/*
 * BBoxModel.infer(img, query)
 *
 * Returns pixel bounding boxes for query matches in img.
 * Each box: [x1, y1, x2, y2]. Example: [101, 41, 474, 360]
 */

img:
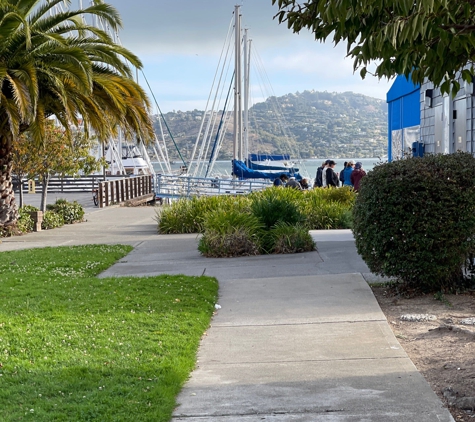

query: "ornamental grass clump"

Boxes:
[157, 195, 251, 234]
[352, 152, 475, 293]
[249, 187, 304, 229]
[269, 221, 316, 254]
[198, 209, 264, 257]
[301, 188, 355, 229]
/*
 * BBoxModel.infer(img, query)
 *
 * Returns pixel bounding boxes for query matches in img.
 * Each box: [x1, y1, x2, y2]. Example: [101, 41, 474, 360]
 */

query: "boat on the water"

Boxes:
[186, 5, 304, 183]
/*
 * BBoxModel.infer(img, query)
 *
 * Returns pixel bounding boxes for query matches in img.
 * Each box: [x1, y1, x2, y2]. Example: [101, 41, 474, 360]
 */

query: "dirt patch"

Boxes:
[372, 286, 475, 421]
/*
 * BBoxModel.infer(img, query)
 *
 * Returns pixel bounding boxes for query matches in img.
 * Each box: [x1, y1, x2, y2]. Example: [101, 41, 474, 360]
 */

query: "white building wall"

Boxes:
[420, 72, 475, 155]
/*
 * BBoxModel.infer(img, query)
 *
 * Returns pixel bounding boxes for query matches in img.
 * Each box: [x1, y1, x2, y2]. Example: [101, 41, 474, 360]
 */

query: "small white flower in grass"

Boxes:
[30, 409, 34, 413]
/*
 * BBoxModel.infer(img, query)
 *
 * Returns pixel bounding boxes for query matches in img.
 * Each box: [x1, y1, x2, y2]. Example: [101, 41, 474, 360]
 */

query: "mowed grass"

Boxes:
[0, 245, 218, 422]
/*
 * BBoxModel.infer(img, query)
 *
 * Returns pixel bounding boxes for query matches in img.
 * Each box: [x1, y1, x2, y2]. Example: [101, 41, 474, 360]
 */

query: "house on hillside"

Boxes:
[387, 71, 475, 161]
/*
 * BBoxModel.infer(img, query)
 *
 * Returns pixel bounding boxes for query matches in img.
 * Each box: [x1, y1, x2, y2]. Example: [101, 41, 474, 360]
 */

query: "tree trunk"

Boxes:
[0, 134, 18, 227]
[14, 175, 24, 208]
[40, 173, 49, 213]
[18, 179, 24, 208]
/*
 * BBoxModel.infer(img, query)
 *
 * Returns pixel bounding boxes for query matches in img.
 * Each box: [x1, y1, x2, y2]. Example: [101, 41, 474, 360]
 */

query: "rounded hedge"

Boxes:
[352, 152, 475, 292]
[47, 199, 85, 224]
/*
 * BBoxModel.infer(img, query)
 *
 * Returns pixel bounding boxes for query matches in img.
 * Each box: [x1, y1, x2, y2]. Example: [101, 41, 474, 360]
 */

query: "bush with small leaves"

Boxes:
[17, 205, 39, 233]
[41, 210, 64, 230]
[47, 199, 84, 224]
[352, 152, 475, 292]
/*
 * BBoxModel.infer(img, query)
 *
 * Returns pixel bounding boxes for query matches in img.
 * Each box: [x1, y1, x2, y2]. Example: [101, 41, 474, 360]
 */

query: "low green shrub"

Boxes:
[17, 205, 39, 233]
[352, 152, 475, 292]
[250, 188, 304, 229]
[47, 198, 85, 224]
[157, 195, 251, 234]
[198, 209, 264, 257]
[269, 222, 316, 254]
[315, 185, 356, 206]
[302, 195, 353, 229]
[41, 210, 64, 230]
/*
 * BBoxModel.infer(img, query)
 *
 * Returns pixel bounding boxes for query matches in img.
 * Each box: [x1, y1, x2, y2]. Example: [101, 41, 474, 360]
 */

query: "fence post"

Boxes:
[104, 181, 109, 207]
[98, 182, 104, 208]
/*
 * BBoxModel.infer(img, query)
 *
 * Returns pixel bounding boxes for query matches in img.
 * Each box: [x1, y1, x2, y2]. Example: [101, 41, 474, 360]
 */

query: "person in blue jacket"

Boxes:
[343, 161, 355, 186]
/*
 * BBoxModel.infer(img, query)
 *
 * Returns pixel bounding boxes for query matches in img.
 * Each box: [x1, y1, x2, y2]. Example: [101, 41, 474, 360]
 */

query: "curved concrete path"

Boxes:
[1, 205, 454, 421]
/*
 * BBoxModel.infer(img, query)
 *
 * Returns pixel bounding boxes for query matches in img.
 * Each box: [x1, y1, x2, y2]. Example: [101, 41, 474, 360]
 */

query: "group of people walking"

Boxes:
[273, 159, 367, 191]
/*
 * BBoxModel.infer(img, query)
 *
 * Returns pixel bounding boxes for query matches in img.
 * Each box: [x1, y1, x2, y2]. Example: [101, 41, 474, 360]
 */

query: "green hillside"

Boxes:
[152, 90, 388, 160]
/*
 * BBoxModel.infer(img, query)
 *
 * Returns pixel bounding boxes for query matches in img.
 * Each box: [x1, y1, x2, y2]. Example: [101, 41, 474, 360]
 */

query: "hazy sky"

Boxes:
[99, 0, 393, 112]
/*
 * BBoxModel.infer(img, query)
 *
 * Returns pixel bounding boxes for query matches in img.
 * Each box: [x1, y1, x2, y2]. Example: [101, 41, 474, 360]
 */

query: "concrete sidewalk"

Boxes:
[1, 206, 454, 421]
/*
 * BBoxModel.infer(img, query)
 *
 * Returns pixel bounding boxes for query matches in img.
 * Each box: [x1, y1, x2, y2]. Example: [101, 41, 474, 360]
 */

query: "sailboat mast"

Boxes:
[243, 28, 250, 165]
[233, 5, 242, 166]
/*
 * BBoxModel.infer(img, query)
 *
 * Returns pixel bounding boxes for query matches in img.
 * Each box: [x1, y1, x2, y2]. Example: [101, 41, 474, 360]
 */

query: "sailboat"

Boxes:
[187, 5, 303, 182]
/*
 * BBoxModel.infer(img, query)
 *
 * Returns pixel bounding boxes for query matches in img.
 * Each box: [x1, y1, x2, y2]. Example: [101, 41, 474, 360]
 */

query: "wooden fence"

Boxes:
[18, 175, 116, 193]
[17, 175, 154, 208]
[96, 175, 154, 208]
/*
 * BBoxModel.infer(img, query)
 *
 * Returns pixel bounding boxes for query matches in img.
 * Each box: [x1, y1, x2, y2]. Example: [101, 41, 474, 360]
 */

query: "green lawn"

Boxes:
[0, 245, 218, 421]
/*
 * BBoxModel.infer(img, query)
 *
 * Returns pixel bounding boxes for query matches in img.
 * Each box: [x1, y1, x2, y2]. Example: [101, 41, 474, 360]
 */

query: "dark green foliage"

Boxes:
[46, 198, 85, 224]
[352, 152, 475, 292]
[269, 222, 316, 254]
[273, 0, 475, 96]
[41, 210, 64, 230]
[198, 209, 264, 257]
[250, 188, 304, 229]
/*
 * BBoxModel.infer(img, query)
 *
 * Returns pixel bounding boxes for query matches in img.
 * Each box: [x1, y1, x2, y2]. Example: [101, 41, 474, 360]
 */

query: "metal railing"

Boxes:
[154, 174, 271, 199]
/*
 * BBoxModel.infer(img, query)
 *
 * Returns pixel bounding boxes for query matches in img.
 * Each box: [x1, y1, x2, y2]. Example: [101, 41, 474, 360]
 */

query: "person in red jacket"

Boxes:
[350, 162, 366, 192]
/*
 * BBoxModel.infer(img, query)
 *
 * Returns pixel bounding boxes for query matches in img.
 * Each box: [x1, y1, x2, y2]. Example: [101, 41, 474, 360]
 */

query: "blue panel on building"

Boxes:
[387, 75, 421, 159]
[387, 75, 420, 127]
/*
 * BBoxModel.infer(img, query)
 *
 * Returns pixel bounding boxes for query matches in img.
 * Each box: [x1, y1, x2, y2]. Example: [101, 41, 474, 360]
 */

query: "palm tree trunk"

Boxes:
[0, 134, 18, 227]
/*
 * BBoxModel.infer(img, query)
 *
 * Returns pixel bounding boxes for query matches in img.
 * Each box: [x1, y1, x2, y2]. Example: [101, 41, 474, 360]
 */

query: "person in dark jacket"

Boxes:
[273, 174, 288, 186]
[325, 160, 339, 187]
[286, 177, 302, 189]
[350, 162, 366, 191]
[314, 160, 329, 187]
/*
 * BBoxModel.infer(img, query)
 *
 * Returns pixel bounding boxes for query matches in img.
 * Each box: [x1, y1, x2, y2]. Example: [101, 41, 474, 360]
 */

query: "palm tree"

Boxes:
[0, 0, 155, 228]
